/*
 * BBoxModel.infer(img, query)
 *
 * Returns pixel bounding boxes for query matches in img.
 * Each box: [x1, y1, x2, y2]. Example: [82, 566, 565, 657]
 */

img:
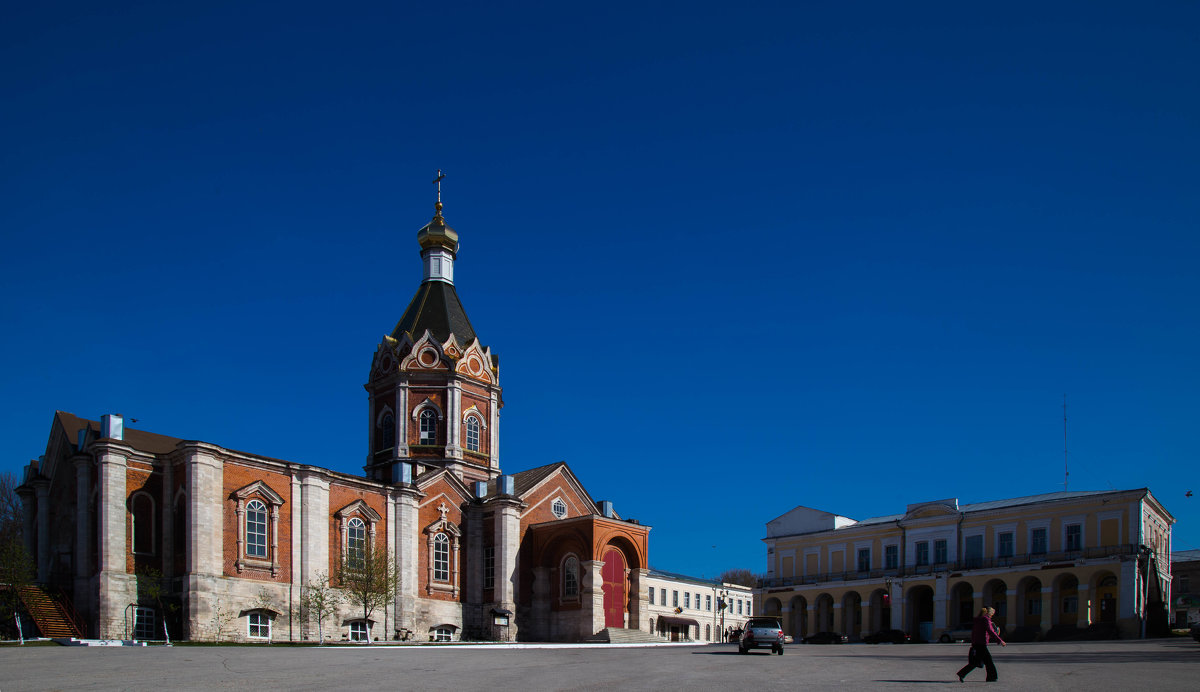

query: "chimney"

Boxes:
[498, 475, 515, 495]
[599, 500, 614, 518]
[392, 462, 413, 485]
[473, 481, 488, 498]
[100, 414, 124, 441]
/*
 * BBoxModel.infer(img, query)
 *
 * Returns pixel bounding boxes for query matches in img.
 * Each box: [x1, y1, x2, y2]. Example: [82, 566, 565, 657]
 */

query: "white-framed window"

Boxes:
[934, 539, 948, 564]
[484, 546, 495, 590]
[433, 533, 450, 581]
[964, 534, 983, 567]
[684, 593, 690, 609]
[648, 586, 655, 604]
[915, 541, 930, 566]
[661, 589, 667, 606]
[465, 416, 481, 452]
[562, 555, 580, 598]
[433, 626, 454, 642]
[248, 612, 271, 639]
[706, 595, 712, 611]
[246, 499, 268, 558]
[737, 600, 743, 615]
[885, 544, 898, 569]
[998, 532, 1014, 558]
[378, 410, 396, 451]
[672, 591, 679, 608]
[1031, 527, 1048, 555]
[551, 498, 567, 519]
[347, 517, 366, 570]
[134, 606, 155, 640]
[419, 409, 437, 444]
[1066, 523, 1082, 551]
[349, 621, 369, 641]
[695, 593, 701, 609]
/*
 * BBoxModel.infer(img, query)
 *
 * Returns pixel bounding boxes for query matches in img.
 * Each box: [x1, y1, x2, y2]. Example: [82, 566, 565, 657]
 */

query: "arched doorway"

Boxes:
[869, 588, 890, 632]
[1019, 577, 1043, 628]
[815, 593, 835, 632]
[1095, 574, 1118, 623]
[788, 595, 808, 639]
[951, 582, 975, 627]
[601, 547, 627, 628]
[842, 592, 863, 638]
[907, 585, 934, 641]
[1056, 574, 1079, 627]
[984, 579, 1008, 631]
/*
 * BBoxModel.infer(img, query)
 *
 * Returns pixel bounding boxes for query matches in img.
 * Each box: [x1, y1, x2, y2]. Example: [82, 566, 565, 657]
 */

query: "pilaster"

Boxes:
[73, 457, 92, 631]
[584, 559, 605, 637]
[34, 479, 50, 582]
[180, 444, 224, 640]
[493, 496, 521, 639]
[392, 485, 421, 633]
[446, 379, 463, 459]
[628, 567, 648, 631]
[95, 443, 131, 638]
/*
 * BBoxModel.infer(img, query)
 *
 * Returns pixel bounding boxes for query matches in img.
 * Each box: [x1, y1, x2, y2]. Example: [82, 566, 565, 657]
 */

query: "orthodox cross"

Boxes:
[432, 169, 445, 208]
[437, 502, 449, 520]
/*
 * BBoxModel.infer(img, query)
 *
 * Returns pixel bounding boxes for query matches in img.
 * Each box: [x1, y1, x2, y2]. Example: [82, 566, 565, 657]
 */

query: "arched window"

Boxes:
[379, 412, 396, 451]
[562, 555, 579, 598]
[246, 500, 268, 558]
[465, 416, 481, 452]
[131, 493, 155, 555]
[433, 533, 450, 581]
[347, 518, 366, 569]
[419, 409, 437, 445]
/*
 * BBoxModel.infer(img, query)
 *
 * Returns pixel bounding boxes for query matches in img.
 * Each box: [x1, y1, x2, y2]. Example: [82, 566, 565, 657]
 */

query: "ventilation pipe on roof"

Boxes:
[498, 475, 514, 495]
[473, 481, 487, 498]
[392, 461, 413, 485]
[100, 414, 123, 441]
[599, 501, 614, 518]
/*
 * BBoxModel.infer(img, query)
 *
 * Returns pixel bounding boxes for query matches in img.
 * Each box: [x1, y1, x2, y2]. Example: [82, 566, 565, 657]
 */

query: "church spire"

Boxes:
[416, 169, 459, 284]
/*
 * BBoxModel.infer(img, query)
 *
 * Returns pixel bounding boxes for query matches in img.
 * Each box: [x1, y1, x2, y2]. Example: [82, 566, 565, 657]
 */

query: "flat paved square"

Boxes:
[1, 639, 1197, 691]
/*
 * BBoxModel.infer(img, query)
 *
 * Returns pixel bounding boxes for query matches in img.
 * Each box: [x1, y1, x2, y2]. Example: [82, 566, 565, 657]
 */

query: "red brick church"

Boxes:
[17, 190, 650, 642]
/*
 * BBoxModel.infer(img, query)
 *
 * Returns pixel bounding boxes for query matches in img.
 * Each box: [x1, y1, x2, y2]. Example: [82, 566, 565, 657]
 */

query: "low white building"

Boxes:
[642, 569, 754, 642]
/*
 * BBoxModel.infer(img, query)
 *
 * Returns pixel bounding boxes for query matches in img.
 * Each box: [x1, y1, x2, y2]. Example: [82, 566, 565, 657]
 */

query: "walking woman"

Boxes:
[957, 607, 1006, 682]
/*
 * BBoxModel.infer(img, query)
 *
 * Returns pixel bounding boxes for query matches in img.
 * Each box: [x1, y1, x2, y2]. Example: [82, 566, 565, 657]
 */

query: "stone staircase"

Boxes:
[18, 585, 84, 639]
[591, 627, 667, 644]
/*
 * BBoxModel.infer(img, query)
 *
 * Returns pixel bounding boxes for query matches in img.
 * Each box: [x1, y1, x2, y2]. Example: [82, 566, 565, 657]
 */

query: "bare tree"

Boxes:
[209, 597, 237, 642]
[299, 571, 341, 645]
[0, 472, 33, 642]
[135, 566, 176, 644]
[336, 542, 399, 643]
[719, 568, 758, 588]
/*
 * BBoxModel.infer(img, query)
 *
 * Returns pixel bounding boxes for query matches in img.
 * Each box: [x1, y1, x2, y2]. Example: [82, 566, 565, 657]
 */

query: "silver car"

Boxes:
[739, 616, 785, 655]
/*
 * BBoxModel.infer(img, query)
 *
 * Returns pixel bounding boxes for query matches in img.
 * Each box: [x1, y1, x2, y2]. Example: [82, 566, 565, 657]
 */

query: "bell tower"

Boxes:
[364, 173, 501, 484]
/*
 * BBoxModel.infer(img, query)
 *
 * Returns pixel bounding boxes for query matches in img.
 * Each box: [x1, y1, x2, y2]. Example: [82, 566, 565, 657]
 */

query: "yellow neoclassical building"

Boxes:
[757, 489, 1173, 641]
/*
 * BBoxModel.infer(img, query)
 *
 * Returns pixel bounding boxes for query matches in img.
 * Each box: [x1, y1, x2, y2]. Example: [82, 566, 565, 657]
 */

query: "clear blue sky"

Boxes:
[2, 1, 1197, 579]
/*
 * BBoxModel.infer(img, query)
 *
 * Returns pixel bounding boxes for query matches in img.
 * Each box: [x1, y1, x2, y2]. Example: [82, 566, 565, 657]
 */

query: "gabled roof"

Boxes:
[391, 281, 478, 347]
[56, 411, 182, 455]
[487, 461, 600, 513]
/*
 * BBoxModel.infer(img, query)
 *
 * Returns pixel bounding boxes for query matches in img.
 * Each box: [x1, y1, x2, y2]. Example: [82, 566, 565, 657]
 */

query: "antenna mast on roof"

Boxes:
[1063, 394, 1069, 491]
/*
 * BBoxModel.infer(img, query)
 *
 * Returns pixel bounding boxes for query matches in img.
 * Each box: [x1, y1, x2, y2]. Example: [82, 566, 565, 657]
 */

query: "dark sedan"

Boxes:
[803, 631, 848, 644]
[863, 629, 910, 644]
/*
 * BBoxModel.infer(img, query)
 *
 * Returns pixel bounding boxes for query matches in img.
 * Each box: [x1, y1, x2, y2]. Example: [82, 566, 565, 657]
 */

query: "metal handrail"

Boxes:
[44, 584, 88, 638]
[759, 543, 1141, 589]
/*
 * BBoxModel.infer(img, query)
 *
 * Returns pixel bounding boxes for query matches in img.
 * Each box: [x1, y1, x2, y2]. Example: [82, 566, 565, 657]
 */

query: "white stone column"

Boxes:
[298, 472, 329, 586]
[393, 487, 420, 633]
[396, 383, 410, 456]
[488, 390, 500, 471]
[493, 497, 521, 639]
[629, 568, 648, 631]
[584, 559, 605, 637]
[95, 444, 131, 639]
[182, 444, 223, 641]
[446, 380, 463, 459]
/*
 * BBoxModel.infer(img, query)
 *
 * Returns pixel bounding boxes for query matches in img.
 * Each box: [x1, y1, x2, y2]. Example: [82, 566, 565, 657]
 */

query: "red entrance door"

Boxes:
[601, 547, 627, 628]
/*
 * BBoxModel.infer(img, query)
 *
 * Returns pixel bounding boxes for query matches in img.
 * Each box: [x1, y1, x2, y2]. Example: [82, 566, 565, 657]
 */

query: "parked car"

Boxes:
[739, 617, 785, 655]
[864, 629, 910, 644]
[803, 631, 848, 644]
[939, 624, 973, 643]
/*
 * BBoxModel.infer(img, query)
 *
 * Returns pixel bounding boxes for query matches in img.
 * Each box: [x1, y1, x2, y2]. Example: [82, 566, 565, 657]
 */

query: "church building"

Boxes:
[17, 191, 651, 643]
